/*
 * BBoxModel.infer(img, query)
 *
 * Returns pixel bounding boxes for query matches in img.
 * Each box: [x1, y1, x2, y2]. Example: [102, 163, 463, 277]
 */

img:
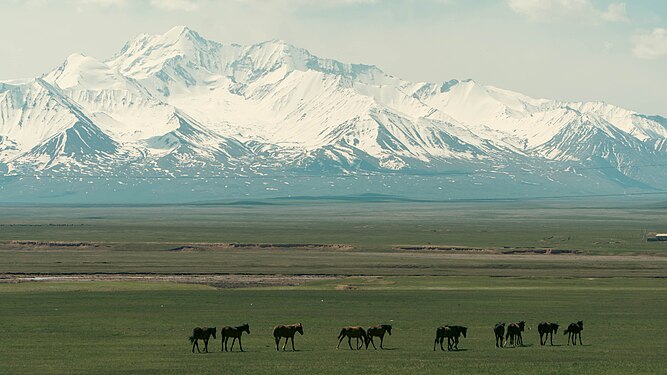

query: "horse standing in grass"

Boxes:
[273, 323, 304, 351]
[538, 322, 559, 346]
[448, 325, 467, 350]
[221, 324, 250, 352]
[434, 325, 466, 351]
[505, 321, 525, 347]
[564, 321, 584, 346]
[189, 327, 216, 353]
[336, 326, 368, 350]
[494, 323, 505, 348]
[366, 324, 392, 349]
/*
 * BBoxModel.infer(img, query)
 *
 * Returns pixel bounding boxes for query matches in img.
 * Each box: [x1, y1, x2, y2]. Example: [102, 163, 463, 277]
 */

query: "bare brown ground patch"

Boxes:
[168, 243, 353, 252]
[6, 240, 111, 249]
[0, 274, 336, 288]
[394, 245, 579, 254]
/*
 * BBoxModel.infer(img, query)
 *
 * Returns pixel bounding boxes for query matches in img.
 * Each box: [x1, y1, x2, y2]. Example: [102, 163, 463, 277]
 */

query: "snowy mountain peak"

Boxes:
[43, 53, 128, 90]
[1, 26, 666, 201]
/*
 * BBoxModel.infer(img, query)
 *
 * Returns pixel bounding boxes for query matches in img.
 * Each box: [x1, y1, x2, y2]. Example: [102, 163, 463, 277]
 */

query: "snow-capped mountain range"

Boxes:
[1, 26, 666, 202]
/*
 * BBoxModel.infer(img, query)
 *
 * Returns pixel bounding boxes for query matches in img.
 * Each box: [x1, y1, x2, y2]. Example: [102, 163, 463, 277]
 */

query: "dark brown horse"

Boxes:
[505, 321, 525, 347]
[366, 324, 392, 349]
[564, 321, 584, 346]
[336, 326, 367, 350]
[189, 327, 216, 353]
[433, 325, 467, 351]
[538, 322, 559, 346]
[494, 322, 505, 348]
[273, 323, 304, 351]
[221, 324, 250, 352]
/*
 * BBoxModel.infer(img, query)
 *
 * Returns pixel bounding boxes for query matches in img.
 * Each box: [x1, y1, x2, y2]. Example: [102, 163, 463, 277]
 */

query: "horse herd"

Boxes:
[189, 321, 584, 353]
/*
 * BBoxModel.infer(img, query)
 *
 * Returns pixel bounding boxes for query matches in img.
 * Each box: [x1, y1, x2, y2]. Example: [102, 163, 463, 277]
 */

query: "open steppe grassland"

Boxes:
[0, 200, 666, 374]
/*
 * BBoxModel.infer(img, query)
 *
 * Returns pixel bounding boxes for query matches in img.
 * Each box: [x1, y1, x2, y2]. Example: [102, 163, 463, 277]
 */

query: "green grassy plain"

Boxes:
[0, 278, 665, 375]
[0, 201, 666, 276]
[0, 201, 666, 374]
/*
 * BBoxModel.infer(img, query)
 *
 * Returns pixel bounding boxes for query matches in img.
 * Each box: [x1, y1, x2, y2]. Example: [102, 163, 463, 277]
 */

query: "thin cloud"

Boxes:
[149, 0, 201, 12]
[77, 0, 128, 7]
[507, 0, 628, 23]
[633, 28, 667, 60]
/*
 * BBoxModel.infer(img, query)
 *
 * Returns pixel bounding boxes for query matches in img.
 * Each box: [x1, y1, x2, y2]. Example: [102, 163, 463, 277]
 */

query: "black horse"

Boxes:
[221, 324, 251, 352]
[538, 322, 559, 346]
[448, 325, 467, 350]
[505, 321, 525, 347]
[366, 324, 392, 350]
[434, 325, 467, 351]
[564, 321, 584, 346]
[494, 322, 505, 348]
[189, 327, 216, 353]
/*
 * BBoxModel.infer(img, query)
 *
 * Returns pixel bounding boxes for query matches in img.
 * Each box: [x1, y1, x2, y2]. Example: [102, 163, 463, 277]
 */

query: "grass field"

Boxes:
[1, 278, 665, 375]
[1, 201, 666, 374]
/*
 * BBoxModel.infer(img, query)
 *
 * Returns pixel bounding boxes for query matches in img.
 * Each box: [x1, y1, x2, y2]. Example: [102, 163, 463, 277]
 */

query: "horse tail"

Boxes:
[188, 335, 195, 343]
[563, 328, 569, 335]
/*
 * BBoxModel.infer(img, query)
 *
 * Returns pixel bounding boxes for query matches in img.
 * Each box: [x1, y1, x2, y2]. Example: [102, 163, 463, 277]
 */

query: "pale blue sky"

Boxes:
[2, 0, 666, 115]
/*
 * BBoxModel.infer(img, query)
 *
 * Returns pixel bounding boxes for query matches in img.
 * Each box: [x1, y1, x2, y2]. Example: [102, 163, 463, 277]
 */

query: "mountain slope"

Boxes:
[1, 26, 666, 202]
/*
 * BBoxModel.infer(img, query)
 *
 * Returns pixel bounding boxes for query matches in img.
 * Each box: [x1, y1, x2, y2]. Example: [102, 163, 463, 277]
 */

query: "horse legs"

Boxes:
[578, 332, 583, 346]
[380, 335, 385, 349]
[368, 336, 377, 350]
[539, 332, 544, 345]
[192, 339, 199, 353]
[239, 336, 244, 352]
[203, 338, 209, 353]
[275, 336, 280, 351]
[348, 337, 354, 350]
[336, 335, 345, 349]
[550, 332, 554, 346]
[357, 337, 365, 350]
[291, 336, 296, 351]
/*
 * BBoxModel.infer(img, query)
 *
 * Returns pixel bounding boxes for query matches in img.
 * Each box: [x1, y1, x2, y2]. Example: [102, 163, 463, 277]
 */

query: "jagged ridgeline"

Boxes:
[1, 26, 666, 203]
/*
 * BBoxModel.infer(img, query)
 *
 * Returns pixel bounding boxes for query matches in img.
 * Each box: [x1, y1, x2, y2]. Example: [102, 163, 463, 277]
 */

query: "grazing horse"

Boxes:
[273, 323, 304, 351]
[434, 325, 467, 351]
[505, 321, 526, 347]
[366, 324, 392, 350]
[336, 326, 368, 350]
[538, 322, 559, 346]
[189, 327, 216, 353]
[494, 323, 505, 348]
[221, 324, 250, 352]
[564, 321, 584, 346]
